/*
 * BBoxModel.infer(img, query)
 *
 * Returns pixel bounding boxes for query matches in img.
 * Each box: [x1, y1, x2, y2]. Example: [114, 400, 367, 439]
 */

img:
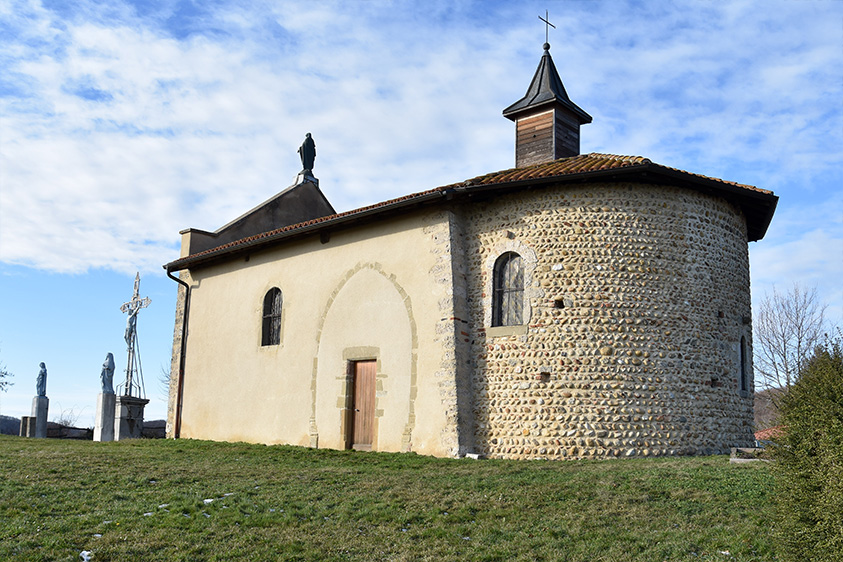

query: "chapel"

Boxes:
[165, 42, 778, 459]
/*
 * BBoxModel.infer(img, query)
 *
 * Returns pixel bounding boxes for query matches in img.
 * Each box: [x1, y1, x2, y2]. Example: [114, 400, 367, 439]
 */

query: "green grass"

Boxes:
[0, 436, 776, 561]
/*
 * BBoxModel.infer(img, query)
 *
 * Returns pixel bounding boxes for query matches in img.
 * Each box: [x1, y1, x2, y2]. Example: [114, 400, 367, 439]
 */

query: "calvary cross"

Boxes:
[120, 272, 151, 397]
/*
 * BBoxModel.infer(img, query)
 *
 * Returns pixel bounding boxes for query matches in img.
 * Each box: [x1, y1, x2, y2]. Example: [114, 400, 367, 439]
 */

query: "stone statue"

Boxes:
[36, 362, 47, 397]
[297, 133, 316, 173]
[101, 353, 115, 394]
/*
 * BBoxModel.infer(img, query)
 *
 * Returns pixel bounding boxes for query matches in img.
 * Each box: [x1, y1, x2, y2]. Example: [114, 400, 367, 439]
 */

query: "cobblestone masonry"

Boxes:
[460, 182, 755, 459]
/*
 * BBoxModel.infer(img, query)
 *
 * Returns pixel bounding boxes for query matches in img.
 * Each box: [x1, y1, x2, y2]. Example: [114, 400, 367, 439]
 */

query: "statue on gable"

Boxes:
[298, 133, 316, 174]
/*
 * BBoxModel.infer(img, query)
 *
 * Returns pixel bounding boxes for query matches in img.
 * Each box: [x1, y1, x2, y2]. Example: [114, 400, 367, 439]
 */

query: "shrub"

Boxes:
[772, 333, 843, 561]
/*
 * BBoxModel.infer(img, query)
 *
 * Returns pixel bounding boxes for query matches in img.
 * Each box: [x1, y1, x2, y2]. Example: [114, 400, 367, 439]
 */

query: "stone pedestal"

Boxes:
[31, 396, 49, 438]
[114, 395, 149, 440]
[94, 392, 116, 442]
[19, 416, 36, 437]
[294, 171, 319, 186]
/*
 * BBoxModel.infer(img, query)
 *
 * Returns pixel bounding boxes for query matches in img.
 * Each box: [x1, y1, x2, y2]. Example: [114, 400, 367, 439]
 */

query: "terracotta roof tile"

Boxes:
[171, 186, 447, 262]
[457, 153, 653, 186]
[166, 153, 775, 271]
[453, 153, 771, 195]
[755, 425, 785, 441]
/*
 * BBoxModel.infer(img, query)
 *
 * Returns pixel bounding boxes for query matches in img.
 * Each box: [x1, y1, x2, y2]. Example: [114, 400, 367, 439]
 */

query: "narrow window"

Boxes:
[493, 252, 524, 326]
[739, 336, 748, 393]
[262, 288, 283, 346]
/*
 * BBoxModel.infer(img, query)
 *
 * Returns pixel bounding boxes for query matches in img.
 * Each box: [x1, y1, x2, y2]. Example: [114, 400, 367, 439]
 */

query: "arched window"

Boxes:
[262, 288, 283, 346]
[739, 336, 748, 393]
[492, 252, 524, 327]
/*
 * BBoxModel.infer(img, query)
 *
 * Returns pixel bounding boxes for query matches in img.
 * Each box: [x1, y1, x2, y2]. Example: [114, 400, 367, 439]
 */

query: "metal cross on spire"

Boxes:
[539, 10, 556, 47]
[119, 272, 151, 398]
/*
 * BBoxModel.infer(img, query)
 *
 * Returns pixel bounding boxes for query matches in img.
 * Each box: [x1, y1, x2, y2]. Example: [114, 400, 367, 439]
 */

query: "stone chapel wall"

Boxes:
[462, 182, 755, 459]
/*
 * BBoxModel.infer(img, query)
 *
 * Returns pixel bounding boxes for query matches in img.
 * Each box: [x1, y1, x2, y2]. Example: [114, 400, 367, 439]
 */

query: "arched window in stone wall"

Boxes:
[492, 252, 524, 327]
[739, 336, 748, 394]
[262, 288, 283, 346]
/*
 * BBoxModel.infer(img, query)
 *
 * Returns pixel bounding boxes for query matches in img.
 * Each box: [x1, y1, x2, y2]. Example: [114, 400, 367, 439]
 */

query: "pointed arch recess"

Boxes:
[309, 262, 419, 452]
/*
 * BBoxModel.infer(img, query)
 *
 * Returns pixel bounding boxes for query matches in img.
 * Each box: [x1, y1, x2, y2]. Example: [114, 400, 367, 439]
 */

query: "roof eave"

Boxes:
[503, 97, 592, 124]
[460, 162, 776, 241]
[165, 189, 452, 273]
[166, 160, 777, 272]
[642, 165, 778, 241]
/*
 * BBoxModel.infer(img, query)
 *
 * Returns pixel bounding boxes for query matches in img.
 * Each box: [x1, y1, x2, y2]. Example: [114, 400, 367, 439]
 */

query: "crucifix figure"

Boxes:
[539, 10, 556, 49]
[120, 273, 151, 397]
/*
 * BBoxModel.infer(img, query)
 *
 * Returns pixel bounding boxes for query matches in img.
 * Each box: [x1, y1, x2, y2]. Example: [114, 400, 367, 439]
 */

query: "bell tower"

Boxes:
[503, 41, 592, 168]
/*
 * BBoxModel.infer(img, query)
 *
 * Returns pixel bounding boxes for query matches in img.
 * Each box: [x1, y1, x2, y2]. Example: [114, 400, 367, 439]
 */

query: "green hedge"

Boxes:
[772, 335, 843, 561]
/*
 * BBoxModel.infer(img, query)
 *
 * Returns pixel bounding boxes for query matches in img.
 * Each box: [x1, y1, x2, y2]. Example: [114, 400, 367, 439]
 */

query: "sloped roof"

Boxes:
[503, 44, 592, 124]
[755, 425, 785, 442]
[183, 179, 336, 256]
[165, 152, 778, 273]
[464, 153, 762, 192]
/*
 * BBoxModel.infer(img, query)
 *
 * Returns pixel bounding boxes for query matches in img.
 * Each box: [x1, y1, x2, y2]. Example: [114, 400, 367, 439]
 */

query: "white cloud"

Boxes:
[0, 0, 840, 330]
[750, 192, 843, 326]
[0, 0, 840, 428]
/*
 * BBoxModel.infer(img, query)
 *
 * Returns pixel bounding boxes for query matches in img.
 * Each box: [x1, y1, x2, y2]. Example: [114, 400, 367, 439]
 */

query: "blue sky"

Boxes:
[1, 0, 841, 426]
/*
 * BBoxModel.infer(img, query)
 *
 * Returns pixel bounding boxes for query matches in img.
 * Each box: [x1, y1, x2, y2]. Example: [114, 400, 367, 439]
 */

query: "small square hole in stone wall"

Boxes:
[537, 371, 551, 383]
[553, 298, 565, 309]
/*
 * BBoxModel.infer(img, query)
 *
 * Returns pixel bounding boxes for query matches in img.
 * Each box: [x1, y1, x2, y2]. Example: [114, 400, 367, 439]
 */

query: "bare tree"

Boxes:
[0, 350, 12, 418]
[159, 364, 171, 398]
[51, 404, 83, 427]
[0, 349, 13, 393]
[754, 283, 827, 389]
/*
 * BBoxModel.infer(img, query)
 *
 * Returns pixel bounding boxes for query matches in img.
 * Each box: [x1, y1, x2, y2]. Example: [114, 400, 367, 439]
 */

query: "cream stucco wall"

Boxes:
[172, 209, 462, 457]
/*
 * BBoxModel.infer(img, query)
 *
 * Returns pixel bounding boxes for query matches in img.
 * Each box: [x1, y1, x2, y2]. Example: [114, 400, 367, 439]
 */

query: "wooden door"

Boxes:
[350, 360, 376, 450]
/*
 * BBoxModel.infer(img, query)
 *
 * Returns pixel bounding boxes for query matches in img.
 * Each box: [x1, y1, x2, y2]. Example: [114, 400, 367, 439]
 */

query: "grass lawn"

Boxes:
[0, 436, 776, 561]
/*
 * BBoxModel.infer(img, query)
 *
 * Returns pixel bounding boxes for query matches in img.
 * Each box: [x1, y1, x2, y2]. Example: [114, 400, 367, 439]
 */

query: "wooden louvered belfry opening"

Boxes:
[515, 108, 581, 168]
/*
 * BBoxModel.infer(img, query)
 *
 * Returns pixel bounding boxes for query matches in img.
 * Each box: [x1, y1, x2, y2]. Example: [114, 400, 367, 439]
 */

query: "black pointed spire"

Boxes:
[504, 43, 592, 166]
[503, 43, 590, 123]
